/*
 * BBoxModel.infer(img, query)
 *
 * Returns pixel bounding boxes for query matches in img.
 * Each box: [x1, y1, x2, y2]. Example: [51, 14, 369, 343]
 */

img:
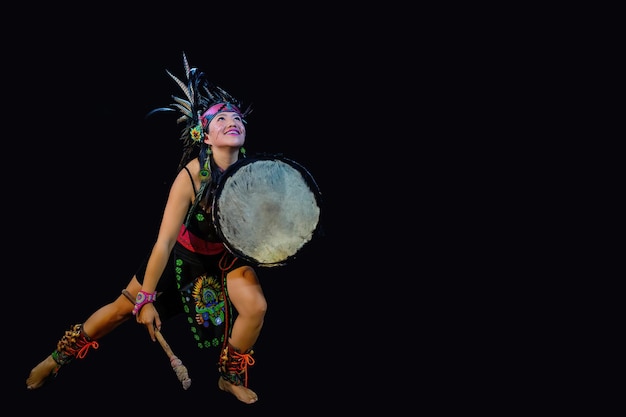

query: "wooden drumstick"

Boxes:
[122, 289, 191, 390]
[154, 328, 192, 390]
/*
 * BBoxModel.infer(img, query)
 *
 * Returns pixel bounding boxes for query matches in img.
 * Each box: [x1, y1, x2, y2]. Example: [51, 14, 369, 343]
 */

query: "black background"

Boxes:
[3, 7, 387, 415]
[0, 5, 515, 415]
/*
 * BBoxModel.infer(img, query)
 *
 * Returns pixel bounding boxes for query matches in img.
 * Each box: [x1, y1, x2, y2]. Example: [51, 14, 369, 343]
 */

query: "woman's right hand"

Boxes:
[136, 303, 162, 342]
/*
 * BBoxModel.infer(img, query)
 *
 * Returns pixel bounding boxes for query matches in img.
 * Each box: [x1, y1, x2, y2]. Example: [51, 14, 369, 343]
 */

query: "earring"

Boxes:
[200, 147, 211, 179]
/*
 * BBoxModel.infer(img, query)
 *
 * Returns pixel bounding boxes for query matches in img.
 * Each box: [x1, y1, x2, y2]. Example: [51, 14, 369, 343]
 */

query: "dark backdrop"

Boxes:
[3, 9, 378, 416]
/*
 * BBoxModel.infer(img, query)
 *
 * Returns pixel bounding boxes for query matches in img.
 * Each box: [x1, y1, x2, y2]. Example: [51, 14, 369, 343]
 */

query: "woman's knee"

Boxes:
[228, 266, 267, 315]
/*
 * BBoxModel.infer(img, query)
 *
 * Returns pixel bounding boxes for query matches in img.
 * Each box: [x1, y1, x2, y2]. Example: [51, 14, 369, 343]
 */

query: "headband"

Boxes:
[200, 102, 243, 129]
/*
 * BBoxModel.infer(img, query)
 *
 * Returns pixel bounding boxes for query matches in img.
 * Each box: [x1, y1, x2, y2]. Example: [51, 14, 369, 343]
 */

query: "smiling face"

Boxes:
[204, 110, 246, 150]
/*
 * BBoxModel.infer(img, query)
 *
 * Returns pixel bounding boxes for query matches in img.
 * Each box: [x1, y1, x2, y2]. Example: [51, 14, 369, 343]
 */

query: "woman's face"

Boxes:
[205, 111, 246, 149]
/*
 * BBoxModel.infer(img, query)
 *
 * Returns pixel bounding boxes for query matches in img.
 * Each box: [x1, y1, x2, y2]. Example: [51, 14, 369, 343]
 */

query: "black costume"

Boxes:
[136, 164, 250, 349]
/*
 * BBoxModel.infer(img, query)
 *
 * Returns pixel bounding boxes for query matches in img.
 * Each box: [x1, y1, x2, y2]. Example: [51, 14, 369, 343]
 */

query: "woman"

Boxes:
[26, 54, 265, 405]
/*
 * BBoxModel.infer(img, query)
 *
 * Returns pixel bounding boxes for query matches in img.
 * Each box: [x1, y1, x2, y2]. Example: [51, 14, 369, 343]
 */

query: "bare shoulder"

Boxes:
[171, 159, 200, 194]
[184, 158, 200, 174]
[175, 159, 200, 181]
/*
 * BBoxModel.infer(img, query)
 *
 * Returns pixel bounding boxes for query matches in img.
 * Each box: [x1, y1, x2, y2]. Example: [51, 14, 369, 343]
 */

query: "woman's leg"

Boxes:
[26, 277, 143, 389]
[217, 265, 267, 404]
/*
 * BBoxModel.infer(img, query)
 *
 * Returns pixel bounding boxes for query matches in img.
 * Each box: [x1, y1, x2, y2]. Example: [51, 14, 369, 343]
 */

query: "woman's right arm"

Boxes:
[135, 165, 196, 340]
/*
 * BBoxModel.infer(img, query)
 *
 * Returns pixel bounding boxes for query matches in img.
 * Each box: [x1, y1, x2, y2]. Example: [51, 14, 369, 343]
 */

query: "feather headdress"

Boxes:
[147, 52, 252, 172]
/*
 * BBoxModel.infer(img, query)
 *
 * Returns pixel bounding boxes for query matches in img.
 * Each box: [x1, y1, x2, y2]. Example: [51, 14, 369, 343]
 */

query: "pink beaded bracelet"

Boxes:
[132, 290, 157, 316]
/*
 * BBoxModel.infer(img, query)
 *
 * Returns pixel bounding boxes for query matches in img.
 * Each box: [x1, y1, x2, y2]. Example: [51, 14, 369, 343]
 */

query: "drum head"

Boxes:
[213, 154, 322, 267]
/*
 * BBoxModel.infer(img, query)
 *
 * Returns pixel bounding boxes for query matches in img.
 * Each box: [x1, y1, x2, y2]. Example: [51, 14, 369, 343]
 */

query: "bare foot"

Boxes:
[26, 355, 59, 390]
[218, 377, 258, 404]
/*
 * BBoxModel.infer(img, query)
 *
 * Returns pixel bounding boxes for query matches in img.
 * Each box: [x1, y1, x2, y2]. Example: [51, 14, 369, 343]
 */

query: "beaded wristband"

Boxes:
[132, 290, 157, 316]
